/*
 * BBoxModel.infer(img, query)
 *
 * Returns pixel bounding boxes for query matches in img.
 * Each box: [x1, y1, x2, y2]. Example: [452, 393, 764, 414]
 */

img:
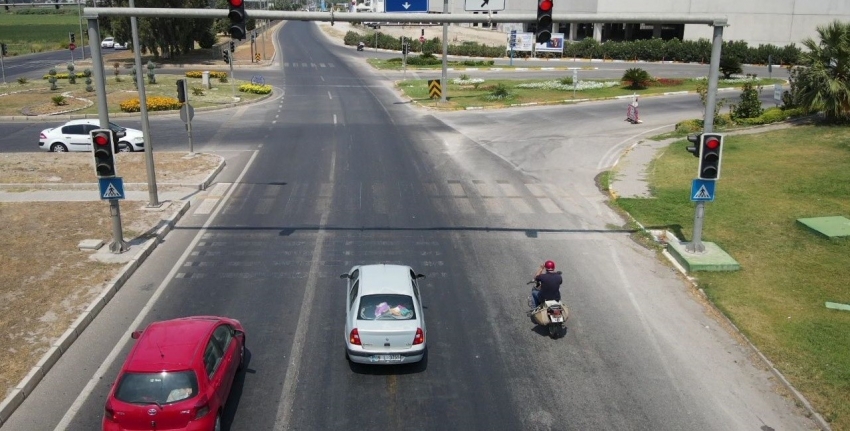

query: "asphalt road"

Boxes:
[0, 22, 814, 431]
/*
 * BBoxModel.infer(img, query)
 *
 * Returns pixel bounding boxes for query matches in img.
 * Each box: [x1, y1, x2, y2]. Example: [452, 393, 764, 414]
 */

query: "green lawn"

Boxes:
[615, 126, 850, 429]
[396, 76, 781, 110]
[0, 9, 85, 55]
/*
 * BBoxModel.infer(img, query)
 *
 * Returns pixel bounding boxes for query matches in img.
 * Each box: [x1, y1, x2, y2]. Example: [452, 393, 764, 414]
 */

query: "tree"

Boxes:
[719, 55, 742, 79]
[622, 68, 652, 89]
[731, 81, 764, 119]
[795, 20, 850, 122]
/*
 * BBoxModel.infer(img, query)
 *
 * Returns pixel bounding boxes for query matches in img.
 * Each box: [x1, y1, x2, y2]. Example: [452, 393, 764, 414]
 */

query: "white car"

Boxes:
[38, 119, 145, 153]
[101, 37, 115, 48]
[112, 41, 128, 50]
[340, 264, 427, 365]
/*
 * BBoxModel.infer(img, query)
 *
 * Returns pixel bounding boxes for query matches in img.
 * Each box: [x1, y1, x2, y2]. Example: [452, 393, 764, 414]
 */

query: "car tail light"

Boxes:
[39, 133, 46, 139]
[104, 400, 116, 422]
[193, 395, 210, 420]
[412, 328, 424, 345]
[552, 309, 561, 316]
[349, 328, 361, 345]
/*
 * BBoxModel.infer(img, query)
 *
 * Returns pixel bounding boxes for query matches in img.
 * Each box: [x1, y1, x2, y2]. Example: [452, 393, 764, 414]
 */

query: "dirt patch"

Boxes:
[0, 152, 220, 399]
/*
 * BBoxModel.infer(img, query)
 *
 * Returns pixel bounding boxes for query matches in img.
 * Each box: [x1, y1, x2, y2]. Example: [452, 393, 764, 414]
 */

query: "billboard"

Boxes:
[508, 32, 564, 53]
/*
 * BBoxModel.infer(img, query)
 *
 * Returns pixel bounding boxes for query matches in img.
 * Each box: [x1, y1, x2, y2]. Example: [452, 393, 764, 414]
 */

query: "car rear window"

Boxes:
[357, 294, 415, 320]
[115, 371, 199, 405]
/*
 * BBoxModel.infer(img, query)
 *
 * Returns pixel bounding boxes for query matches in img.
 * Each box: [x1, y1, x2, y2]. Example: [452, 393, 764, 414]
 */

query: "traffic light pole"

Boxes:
[130, 0, 160, 208]
[440, 0, 448, 103]
[88, 17, 128, 254]
[686, 24, 724, 254]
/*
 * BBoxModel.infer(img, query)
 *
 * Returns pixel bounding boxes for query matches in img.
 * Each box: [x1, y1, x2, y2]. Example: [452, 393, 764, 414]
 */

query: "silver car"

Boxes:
[340, 264, 427, 365]
[38, 119, 144, 153]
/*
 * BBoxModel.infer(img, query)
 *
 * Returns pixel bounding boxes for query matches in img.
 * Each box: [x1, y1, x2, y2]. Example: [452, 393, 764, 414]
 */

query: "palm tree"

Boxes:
[795, 20, 850, 122]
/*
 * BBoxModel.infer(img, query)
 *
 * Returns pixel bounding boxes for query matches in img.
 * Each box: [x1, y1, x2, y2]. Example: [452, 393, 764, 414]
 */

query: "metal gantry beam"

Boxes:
[84, 8, 727, 26]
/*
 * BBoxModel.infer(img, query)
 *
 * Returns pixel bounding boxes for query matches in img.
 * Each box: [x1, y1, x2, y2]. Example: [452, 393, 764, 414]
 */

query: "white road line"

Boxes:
[328, 91, 332, 100]
[53, 150, 261, 431]
[333, 114, 337, 125]
[273, 135, 336, 431]
[596, 124, 671, 170]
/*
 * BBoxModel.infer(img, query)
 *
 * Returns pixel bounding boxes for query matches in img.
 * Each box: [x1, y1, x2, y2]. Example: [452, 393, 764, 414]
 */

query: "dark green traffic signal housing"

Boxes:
[228, 0, 247, 40]
[698, 133, 724, 180]
[91, 129, 117, 178]
[535, 0, 553, 43]
[686, 134, 701, 157]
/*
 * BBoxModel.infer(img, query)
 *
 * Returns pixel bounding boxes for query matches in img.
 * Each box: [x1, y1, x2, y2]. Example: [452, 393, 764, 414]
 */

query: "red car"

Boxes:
[103, 316, 246, 431]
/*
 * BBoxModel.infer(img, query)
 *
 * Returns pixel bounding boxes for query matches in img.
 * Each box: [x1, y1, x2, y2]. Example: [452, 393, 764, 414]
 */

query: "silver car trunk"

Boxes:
[356, 320, 420, 352]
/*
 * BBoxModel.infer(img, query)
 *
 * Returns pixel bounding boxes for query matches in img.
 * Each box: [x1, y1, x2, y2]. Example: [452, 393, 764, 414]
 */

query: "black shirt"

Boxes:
[535, 271, 563, 302]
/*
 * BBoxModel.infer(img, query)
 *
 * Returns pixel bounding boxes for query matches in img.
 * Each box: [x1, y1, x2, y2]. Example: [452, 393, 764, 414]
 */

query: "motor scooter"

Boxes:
[526, 280, 568, 339]
[357, 42, 365, 52]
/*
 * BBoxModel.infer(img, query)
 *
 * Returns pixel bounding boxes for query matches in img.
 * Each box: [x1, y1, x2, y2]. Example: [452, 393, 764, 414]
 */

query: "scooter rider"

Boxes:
[531, 260, 562, 308]
[357, 41, 365, 51]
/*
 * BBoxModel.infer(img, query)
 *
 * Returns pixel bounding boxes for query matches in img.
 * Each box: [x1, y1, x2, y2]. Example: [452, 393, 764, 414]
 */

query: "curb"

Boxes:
[0, 181, 206, 426]
[606, 145, 832, 431]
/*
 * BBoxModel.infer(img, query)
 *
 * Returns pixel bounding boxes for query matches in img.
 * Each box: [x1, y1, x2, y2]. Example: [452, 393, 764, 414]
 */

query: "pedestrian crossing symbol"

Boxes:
[690, 179, 716, 202]
[98, 177, 125, 200]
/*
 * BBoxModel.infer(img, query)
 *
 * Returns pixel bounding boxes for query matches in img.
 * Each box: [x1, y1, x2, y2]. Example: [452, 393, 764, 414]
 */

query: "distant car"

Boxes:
[101, 37, 115, 48]
[102, 316, 246, 431]
[340, 264, 427, 365]
[113, 41, 128, 50]
[38, 119, 144, 153]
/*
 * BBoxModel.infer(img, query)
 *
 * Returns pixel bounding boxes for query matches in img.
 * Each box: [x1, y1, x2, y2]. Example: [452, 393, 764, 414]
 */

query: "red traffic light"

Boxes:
[705, 137, 720, 150]
[539, 0, 552, 11]
[93, 133, 110, 146]
[229, 0, 243, 6]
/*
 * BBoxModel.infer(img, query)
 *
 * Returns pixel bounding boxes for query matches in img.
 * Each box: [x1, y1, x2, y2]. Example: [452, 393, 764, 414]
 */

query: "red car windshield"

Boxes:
[115, 370, 199, 405]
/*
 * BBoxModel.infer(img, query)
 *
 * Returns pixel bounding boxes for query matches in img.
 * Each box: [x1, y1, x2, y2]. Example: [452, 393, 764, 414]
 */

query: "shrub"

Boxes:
[192, 87, 205, 96]
[219, 76, 228, 83]
[41, 72, 85, 80]
[651, 78, 684, 86]
[558, 76, 573, 85]
[238, 83, 272, 94]
[119, 96, 182, 112]
[406, 53, 441, 66]
[674, 119, 703, 133]
[17, 77, 27, 84]
[186, 71, 228, 79]
[622, 67, 652, 89]
[51, 95, 67, 106]
[731, 81, 764, 120]
[489, 83, 510, 99]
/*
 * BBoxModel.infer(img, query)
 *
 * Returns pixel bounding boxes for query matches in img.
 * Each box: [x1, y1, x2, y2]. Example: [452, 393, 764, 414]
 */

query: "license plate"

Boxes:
[370, 354, 402, 363]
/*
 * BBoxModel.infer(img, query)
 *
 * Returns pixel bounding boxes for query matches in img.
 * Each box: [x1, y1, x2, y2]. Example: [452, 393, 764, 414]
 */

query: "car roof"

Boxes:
[124, 317, 221, 372]
[356, 264, 415, 296]
[63, 119, 100, 126]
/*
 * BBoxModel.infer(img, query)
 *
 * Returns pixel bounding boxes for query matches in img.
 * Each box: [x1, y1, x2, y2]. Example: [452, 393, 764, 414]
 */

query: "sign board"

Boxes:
[69, 43, 76, 51]
[180, 104, 195, 123]
[385, 0, 427, 12]
[508, 32, 535, 52]
[690, 179, 716, 202]
[773, 84, 782, 104]
[464, 0, 505, 11]
[98, 177, 125, 200]
[509, 30, 516, 48]
[428, 79, 442, 99]
[535, 33, 565, 53]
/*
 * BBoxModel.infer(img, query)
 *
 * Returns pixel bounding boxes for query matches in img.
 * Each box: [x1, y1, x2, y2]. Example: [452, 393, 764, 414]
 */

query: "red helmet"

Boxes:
[544, 260, 556, 271]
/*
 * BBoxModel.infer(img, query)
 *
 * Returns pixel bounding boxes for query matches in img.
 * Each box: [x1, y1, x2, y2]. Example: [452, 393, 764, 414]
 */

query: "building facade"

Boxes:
[437, 0, 850, 47]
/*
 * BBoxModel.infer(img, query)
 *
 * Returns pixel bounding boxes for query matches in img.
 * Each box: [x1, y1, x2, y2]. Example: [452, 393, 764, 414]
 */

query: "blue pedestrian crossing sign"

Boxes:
[98, 177, 125, 200]
[691, 178, 716, 202]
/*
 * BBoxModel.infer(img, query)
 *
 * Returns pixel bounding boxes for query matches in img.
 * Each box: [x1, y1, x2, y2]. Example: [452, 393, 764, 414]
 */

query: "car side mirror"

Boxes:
[415, 274, 426, 279]
[131, 330, 143, 339]
[115, 130, 126, 139]
[339, 273, 350, 279]
[234, 329, 245, 338]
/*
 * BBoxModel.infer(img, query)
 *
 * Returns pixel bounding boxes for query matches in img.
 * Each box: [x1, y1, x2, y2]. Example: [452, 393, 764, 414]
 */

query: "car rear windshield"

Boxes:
[115, 370, 199, 405]
[357, 294, 415, 320]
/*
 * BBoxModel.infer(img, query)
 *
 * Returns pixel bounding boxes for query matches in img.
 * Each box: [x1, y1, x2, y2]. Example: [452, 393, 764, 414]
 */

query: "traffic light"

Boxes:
[69, 33, 75, 44]
[176, 79, 186, 103]
[91, 129, 117, 178]
[1, 43, 7, 57]
[535, 0, 553, 44]
[698, 133, 724, 180]
[228, 0, 247, 40]
[686, 134, 701, 157]
[222, 50, 230, 64]
[402, 43, 409, 55]
[229, 41, 235, 52]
